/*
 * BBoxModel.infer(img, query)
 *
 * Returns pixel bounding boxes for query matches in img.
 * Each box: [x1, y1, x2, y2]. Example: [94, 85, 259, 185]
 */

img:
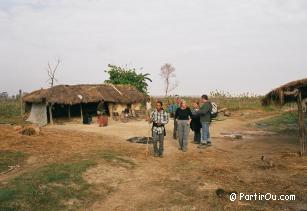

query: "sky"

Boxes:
[0, 0, 306, 96]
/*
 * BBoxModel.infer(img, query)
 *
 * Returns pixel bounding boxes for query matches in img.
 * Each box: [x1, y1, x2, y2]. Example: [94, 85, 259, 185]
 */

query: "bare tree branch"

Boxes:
[46, 58, 61, 87]
[160, 63, 178, 97]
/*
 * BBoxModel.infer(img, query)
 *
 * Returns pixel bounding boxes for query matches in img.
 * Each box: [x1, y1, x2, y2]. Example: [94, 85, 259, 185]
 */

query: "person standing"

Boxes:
[145, 97, 152, 121]
[175, 100, 192, 152]
[190, 101, 202, 144]
[97, 98, 107, 127]
[197, 95, 212, 146]
[171, 95, 181, 139]
[150, 101, 169, 157]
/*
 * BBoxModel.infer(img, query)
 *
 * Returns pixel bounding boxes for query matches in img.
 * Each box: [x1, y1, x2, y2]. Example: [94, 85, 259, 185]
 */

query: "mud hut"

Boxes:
[23, 84, 145, 125]
[262, 78, 307, 156]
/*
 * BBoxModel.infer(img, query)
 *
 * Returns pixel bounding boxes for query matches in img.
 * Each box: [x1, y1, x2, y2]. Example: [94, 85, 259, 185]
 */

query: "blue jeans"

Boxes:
[201, 122, 211, 144]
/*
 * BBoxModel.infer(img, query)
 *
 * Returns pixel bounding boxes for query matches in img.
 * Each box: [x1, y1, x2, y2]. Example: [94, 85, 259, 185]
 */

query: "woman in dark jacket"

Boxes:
[175, 100, 192, 152]
[190, 101, 202, 144]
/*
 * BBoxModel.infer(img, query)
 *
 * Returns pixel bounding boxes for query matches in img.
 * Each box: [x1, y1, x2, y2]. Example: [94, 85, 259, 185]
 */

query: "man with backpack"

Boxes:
[197, 94, 213, 146]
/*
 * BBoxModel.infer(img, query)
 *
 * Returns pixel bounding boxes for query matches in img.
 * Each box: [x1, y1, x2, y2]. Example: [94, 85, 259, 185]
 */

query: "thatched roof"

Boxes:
[23, 84, 145, 105]
[262, 78, 307, 106]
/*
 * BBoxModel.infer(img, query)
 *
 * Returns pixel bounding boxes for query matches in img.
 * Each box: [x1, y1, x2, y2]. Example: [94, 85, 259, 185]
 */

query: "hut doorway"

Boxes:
[48, 102, 110, 121]
[82, 102, 110, 117]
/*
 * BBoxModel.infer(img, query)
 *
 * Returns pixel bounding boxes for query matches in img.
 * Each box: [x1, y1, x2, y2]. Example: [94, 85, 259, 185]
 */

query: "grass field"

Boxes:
[154, 91, 277, 111]
[0, 151, 26, 173]
[0, 150, 135, 211]
[255, 111, 306, 134]
[0, 100, 22, 124]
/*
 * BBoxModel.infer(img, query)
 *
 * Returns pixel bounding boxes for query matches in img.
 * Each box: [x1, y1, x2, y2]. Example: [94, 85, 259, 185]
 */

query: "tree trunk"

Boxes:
[19, 90, 23, 116]
[80, 104, 83, 123]
[165, 77, 169, 97]
[68, 105, 71, 119]
[19, 90, 23, 124]
[49, 104, 53, 125]
[297, 91, 306, 156]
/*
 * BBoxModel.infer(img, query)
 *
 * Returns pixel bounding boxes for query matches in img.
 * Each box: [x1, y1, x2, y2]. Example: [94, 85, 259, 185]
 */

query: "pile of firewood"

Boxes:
[14, 126, 40, 136]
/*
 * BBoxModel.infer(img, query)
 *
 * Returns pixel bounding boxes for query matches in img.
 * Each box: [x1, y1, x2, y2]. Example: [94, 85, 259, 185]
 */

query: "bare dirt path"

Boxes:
[5, 111, 306, 210]
[47, 112, 307, 210]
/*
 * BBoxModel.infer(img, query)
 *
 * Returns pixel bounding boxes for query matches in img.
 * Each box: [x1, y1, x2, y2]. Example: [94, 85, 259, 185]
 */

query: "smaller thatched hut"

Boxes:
[23, 84, 145, 125]
[262, 78, 307, 156]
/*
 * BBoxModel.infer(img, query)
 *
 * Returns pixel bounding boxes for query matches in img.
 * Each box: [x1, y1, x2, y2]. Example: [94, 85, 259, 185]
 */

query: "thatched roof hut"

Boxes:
[262, 78, 307, 106]
[23, 84, 145, 105]
[23, 84, 145, 126]
[262, 78, 307, 156]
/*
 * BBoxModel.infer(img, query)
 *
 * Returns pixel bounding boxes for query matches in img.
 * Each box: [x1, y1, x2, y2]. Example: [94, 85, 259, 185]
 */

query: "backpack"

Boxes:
[210, 102, 218, 118]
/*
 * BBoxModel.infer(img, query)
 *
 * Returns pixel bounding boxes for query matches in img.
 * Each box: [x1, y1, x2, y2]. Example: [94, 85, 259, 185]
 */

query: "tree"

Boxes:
[47, 58, 61, 87]
[160, 63, 178, 97]
[104, 64, 152, 94]
[0, 92, 9, 100]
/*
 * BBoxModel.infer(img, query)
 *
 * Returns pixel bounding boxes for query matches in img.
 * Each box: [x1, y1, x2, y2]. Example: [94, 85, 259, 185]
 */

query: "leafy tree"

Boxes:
[104, 64, 152, 94]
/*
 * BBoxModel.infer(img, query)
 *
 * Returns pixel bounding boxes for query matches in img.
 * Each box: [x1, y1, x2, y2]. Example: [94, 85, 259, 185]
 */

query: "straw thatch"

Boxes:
[262, 78, 307, 106]
[23, 84, 145, 105]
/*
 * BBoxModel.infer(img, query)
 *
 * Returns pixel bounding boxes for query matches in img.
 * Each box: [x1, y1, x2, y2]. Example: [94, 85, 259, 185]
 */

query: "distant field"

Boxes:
[0, 93, 294, 125]
[154, 91, 278, 111]
[0, 100, 22, 124]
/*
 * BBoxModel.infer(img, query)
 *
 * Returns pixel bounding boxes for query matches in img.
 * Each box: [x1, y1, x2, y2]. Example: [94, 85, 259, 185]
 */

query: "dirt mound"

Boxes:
[19, 126, 40, 136]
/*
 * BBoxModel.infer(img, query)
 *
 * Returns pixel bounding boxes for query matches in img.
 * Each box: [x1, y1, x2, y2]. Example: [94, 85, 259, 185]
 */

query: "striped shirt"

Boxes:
[151, 109, 169, 134]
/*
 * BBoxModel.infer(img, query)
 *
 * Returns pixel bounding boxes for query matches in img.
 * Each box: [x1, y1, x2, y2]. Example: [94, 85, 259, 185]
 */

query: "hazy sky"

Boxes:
[0, 0, 306, 96]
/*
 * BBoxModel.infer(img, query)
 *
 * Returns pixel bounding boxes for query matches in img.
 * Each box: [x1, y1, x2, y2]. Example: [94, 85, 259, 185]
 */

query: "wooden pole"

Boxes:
[68, 105, 71, 119]
[109, 103, 113, 119]
[19, 89, 23, 124]
[19, 90, 23, 116]
[49, 103, 53, 125]
[297, 91, 306, 156]
[279, 90, 284, 105]
[80, 104, 83, 123]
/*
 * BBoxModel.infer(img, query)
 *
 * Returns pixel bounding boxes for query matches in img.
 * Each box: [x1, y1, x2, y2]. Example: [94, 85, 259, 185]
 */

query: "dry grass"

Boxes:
[154, 91, 279, 111]
[0, 100, 22, 124]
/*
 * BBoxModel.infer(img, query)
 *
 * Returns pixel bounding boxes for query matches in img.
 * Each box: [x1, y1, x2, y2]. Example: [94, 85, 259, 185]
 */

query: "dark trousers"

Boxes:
[153, 131, 164, 155]
[173, 118, 178, 139]
[194, 129, 201, 143]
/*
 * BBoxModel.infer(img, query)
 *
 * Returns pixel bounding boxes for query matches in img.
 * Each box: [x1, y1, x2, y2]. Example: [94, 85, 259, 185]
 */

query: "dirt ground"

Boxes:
[1, 110, 307, 210]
